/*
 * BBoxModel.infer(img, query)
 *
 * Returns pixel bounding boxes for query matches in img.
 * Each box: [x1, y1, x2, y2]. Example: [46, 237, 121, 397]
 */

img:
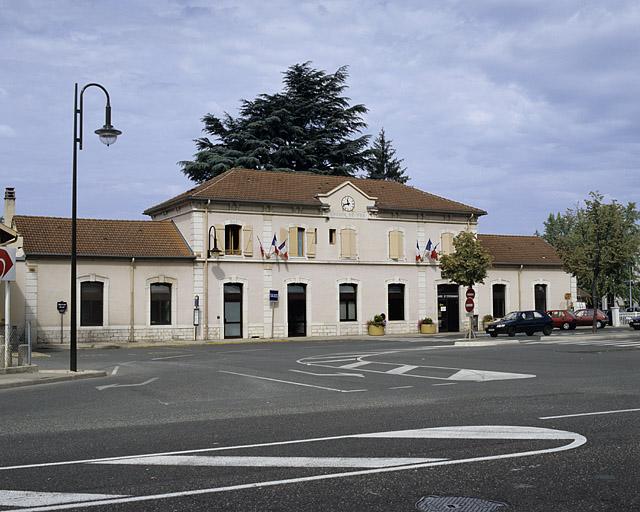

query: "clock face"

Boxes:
[341, 195, 355, 211]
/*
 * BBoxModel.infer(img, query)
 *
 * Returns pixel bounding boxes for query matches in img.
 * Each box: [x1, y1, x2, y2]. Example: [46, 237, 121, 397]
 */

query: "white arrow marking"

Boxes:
[96, 377, 158, 391]
[94, 455, 446, 468]
[290, 369, 365, 378]
[0, 490, 128, 507]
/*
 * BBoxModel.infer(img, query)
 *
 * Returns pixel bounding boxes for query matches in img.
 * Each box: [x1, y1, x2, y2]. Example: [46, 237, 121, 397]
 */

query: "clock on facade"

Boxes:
[341, 195, 355, 211]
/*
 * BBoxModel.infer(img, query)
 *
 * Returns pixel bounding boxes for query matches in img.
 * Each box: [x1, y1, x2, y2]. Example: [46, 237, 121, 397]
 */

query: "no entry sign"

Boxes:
[465, 287, 475, 299]
[465, 298, 474, 312]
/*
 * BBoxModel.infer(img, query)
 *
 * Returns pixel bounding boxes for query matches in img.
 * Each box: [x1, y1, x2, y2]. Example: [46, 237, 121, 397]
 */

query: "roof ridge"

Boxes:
[479, 233, 543, 239]
[14, 214, 167, 224]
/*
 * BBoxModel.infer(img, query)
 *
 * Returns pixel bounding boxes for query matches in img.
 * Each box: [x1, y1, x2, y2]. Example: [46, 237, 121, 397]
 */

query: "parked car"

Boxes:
[629, 317, 640, 330]
[485, 310, 553, 337]
[547, 309, 577, 330]
[573, 309, 608, 329]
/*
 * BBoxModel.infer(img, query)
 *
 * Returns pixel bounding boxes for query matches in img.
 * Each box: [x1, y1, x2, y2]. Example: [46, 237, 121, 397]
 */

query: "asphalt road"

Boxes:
[0, 329, 639, 511]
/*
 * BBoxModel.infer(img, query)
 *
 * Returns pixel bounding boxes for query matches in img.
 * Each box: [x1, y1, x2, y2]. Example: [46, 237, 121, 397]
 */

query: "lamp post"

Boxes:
[208, 225, 222, 258]
[70, 83, 122, 372]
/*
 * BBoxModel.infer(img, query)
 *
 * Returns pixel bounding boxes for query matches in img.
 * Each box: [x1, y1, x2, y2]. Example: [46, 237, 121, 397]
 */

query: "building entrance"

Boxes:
[437, 284, 460, 332]
[287, 283, 307, 337]
[223, 283, 242, 339]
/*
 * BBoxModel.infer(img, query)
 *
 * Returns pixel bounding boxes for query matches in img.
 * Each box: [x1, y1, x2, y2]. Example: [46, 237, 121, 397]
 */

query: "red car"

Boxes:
[547, 310, 577, 330]
[573, 309, 608, 329]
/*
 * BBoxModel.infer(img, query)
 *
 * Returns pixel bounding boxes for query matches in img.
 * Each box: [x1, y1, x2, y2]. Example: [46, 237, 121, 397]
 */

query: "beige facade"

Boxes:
[1, 170, 575, 344]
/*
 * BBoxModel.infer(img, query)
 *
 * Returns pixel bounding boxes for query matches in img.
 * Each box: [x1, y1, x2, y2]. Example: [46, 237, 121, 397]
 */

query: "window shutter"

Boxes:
[306, 230, 316, 258]
[442, 232, 453, 255]
[389, 230, 399, 260]
[215, 224, 224, 253]
[347, 229, 356, 258]
[288, 227, 298, 257]
[396, 230, 404, 259]
[243, 225, 253, 256]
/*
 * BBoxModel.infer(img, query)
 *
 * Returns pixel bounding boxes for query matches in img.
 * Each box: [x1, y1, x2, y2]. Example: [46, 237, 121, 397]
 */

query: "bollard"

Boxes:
[18, 344, 29, 366]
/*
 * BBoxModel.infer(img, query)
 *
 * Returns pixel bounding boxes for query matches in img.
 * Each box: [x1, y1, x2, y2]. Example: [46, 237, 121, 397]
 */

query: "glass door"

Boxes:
[224, 283, 242, 339]
[287, 284, 307, 337]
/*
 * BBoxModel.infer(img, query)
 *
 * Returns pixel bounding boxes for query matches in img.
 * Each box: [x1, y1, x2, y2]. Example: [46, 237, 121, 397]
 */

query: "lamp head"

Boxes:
[95, 124, 122, 146]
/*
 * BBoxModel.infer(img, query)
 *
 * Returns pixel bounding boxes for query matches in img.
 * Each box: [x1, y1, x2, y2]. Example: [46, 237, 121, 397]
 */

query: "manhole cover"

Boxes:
[416, 495, 508, 512]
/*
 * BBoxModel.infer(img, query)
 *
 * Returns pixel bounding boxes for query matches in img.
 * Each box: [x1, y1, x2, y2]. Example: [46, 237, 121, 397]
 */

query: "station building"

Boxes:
[0, 169, 575, 344]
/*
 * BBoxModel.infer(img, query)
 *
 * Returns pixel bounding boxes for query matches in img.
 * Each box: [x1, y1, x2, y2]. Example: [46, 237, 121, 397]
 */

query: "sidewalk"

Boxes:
[0, 366, 107, 390]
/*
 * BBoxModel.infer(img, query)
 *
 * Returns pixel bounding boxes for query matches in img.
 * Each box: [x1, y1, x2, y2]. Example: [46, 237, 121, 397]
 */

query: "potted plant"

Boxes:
[418, 317, 437, 334]
[482, 314, 494, 330]
[367, 313, 386, 336]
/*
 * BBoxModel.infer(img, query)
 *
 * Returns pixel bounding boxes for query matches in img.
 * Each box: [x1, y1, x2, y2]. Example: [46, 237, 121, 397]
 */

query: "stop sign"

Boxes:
[466, 288, 475, 299]
[465, 298, 474, 312]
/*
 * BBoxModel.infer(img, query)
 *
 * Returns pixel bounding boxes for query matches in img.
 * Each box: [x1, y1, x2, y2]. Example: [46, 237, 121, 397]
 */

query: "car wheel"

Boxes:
[489, 332, 498, 338]
[543, 325, 552, 336]
[525, 330, 534, 336]
[507, 327, 516, 337]
[596, 321, 603, 329]
[562, 322, 570, 330]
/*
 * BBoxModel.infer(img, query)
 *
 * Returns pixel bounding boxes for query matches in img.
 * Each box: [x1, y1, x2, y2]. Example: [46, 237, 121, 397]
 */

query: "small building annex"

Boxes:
[0, 169, 575, 344]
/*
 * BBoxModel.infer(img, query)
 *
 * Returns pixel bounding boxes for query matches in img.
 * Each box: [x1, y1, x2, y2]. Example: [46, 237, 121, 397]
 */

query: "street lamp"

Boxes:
[70, 83, 121, 372]
[208, 225, 222, 258]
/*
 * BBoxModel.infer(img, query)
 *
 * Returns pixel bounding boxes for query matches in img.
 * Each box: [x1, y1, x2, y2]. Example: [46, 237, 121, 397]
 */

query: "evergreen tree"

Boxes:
[363, 128, 409, 183]
[180, 62, 370, 182]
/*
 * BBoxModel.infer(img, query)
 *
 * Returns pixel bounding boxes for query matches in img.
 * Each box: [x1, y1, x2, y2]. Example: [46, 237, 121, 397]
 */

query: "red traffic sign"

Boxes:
[465, 298, 475, 312]
[466, 288, 475, 299]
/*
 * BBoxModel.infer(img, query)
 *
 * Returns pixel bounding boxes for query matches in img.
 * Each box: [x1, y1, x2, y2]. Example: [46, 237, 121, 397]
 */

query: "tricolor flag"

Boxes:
[416, 240, 422, 262]
[257, 236, 265, 258]
[430, 242, 439, 261]
[271, 235, 278, 256]
[278, 239, 288, 260]
[423, 239, 433, 261]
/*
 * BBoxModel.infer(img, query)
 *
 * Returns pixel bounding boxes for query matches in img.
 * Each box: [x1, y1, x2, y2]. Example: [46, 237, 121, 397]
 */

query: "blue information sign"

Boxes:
[269, 290, 279, 302]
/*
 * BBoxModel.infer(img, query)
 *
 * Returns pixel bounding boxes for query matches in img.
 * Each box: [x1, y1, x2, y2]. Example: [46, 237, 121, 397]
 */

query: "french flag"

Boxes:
[416, 240, 422, 262]
[278, 239, 288, 260]
[271, 235, 278, 256]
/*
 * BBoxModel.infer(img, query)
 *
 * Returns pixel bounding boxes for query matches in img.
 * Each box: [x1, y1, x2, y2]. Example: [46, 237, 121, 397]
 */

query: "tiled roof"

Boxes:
[144, 168, 487, 216]
[13, 216, 193, 259]
[478, 234, 563, 266]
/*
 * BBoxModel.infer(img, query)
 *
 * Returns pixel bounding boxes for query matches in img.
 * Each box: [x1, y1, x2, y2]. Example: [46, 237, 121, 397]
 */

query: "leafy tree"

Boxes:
[541, 211, 576, 249]
[363, 128, 409, 183]
[180, 62, 370, 182]
[555, 193, 640, 331]
[439, 231, 493, 337]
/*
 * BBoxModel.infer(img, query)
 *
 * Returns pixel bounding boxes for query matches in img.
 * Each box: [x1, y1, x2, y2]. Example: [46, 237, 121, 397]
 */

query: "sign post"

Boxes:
[465, 287, 476, 339]
[57, 301, 68, 344]
[269, 290, 279, 338]
[1, 247, 16, 368]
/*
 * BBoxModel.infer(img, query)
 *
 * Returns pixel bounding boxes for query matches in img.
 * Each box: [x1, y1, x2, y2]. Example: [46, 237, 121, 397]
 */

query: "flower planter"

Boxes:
[420, 323, 437, 334]
[367, 325, 385, 336]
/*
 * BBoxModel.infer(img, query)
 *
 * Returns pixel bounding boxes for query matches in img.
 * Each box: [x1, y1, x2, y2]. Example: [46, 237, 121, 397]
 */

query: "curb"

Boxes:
[0, 370, 108, 390]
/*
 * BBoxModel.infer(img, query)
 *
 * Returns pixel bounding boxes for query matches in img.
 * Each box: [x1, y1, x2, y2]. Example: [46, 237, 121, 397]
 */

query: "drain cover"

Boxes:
[416, 495, 508, 512]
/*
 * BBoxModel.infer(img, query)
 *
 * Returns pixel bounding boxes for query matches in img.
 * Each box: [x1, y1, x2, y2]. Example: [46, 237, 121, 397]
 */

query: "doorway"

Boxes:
[223, 283, 243, 339]
[437, 284, 460, 332]
[287, 283, 307, 337]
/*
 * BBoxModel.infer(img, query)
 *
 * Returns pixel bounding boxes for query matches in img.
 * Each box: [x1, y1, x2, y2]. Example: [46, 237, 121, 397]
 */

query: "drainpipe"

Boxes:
[203, 200, 210, 341]
[518, 264, 524, 310]
[129, 257, 135, 342]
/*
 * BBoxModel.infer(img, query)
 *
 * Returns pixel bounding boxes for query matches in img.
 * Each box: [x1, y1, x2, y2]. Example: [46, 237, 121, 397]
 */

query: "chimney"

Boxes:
[4, 187, 15, 227]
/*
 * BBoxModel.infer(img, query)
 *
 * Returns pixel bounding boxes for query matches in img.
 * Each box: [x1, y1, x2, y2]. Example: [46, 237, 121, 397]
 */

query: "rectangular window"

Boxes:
[150, 283, 171, 325]
[339, 283, 357, 321]
[80, 281, 103, 327]
[534, 284, 547, 311]
[492, 284, 506, 318]
[329, 229, 336, 245]
[297, 227, 305, 256]
[225, 225, 241, 255]
[388, 284, 405, 321]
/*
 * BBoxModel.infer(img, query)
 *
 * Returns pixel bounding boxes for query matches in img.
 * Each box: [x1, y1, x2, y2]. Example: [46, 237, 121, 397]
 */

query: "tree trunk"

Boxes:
[591, 278, 598, 334]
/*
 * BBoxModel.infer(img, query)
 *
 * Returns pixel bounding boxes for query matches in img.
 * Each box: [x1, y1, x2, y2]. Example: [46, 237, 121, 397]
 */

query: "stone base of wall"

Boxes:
[385, 321, 416, 334]
[37, 326, 195, 345]
[310, 324, 338, 337]
[340, 322, 361, 336]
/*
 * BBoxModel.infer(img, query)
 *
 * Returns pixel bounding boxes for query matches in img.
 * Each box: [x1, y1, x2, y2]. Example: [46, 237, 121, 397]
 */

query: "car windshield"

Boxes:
[502, 312, 518, 321]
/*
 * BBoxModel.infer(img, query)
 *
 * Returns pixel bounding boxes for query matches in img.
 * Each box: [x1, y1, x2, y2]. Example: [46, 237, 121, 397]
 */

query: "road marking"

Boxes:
[386, 364, 419, 375]
[151, 354, 193, 361]
[389, 385, 413, 390]
[448, 369, 536, 381]
[337, 361, 372, 369]
[10, 426, 585, 512]
[540, 407, 640, 420]
[110, 366, 119, 376]
[94, 455, 447, 468]
[0, 490, 128, 507]
[290, 369, 365, 378]
[433, 383, 457, 386]
[95, 377, 158, 391]
[219, 371, 366, 393]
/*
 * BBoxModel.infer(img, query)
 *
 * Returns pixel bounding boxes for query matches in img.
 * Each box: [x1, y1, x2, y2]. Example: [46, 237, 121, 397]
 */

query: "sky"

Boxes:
[1, 0, 639, 235]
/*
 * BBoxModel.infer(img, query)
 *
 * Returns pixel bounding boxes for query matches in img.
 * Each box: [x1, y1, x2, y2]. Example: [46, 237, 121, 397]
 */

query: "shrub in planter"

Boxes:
[482, 314, 494, 329]
[367, 313, 386, 336]
[418, 317, 437, 334]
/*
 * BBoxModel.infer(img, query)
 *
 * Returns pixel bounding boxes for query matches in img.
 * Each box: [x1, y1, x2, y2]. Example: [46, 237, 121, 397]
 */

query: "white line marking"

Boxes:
[386, 364, 418, 375]
[389, 386, 413, 390]
[95, 377, 158, 391]
[290, 370, 365, 378]
[11, 426, 586, 512]
[337, 361, 372, 369]
[539, 408, 640, 419]
[0, 490, 128, 507]
[219, 371, 363, 393]
[94, 455, 447, 468]
[433, 383, 457, 386]
[151, 354, 193, 361]
[110, 366, 119, 376]
[448, 369, 536, 382]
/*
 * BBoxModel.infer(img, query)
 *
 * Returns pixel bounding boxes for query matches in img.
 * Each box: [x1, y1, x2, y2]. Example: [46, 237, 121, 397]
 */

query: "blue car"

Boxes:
[485, 310, 553, 337]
